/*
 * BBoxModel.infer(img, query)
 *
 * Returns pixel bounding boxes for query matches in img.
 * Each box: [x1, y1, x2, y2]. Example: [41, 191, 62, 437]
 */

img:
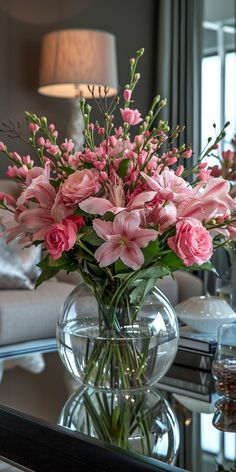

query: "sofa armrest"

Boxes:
[174, 270, 203, 302]
[56, 270, 82, 286]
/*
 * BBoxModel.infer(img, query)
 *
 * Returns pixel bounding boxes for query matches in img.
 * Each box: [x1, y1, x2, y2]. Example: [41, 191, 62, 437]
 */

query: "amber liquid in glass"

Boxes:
[212, 346, 236, 400]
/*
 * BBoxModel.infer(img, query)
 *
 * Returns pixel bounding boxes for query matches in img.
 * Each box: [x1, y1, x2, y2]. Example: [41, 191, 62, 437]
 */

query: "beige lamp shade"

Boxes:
[38, 29, 118, 98]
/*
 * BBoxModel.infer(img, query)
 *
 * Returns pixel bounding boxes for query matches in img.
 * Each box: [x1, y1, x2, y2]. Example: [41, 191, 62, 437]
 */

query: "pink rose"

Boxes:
[167, 218, 213, 266]
[44, 219, 77, 259]
[120, 108, 143, 125]
[61, 168, 101, 206]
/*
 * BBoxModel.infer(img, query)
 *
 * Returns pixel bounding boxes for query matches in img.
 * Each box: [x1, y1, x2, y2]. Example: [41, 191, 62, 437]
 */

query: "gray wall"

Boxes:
[0, 0, 155, 177]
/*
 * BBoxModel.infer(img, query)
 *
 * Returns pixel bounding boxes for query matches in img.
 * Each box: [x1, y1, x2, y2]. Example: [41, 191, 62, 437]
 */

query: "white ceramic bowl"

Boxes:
[176, 296, 236, 335]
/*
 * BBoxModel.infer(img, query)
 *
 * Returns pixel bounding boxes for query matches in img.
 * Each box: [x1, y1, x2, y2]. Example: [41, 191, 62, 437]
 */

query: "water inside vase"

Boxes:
[57, 318, 178, 390]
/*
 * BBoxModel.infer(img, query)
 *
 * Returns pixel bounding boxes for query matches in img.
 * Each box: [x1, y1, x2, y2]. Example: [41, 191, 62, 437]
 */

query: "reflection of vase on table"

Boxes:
[58, 385, 180, 463]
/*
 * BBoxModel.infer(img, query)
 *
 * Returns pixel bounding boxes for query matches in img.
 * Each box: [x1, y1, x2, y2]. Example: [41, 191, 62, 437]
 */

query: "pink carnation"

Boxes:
[61, 168, 101, 206]
[167, 218, 213, 266]
[120, 108, 143, 126]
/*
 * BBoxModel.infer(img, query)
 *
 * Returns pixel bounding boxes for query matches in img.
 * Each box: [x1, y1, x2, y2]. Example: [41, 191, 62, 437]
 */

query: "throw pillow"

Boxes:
[0, 236, 35, 289]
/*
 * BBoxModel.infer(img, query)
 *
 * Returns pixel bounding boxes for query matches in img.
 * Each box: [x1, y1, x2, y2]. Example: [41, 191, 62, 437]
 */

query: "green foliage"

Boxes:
[117, 158, 130, 178]
[80, 226, 104, 246]
[129, 277, 156, 305]
[142, 239, 160, 263]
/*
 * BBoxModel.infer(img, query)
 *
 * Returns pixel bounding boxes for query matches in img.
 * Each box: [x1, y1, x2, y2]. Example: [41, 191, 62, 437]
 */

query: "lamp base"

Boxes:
[68, 98, 84, 152]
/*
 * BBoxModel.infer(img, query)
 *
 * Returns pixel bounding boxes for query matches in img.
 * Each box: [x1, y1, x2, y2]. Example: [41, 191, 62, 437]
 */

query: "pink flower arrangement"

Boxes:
[0, 48, 235, 287]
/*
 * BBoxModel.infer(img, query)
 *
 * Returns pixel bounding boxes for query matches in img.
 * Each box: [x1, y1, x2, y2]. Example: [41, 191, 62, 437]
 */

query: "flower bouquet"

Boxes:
[0, 48, 235, 390]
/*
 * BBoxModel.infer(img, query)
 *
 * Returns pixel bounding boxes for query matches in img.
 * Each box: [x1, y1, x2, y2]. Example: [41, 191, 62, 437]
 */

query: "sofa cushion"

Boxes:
[0, 281, 75, 345]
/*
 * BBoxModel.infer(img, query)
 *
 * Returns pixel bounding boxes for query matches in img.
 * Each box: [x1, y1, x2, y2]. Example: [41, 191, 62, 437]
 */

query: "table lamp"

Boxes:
[38, 29, 118, 149]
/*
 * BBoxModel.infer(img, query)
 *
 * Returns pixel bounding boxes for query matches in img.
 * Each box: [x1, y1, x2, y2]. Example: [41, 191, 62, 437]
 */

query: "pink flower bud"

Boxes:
[28, 123, 39, 133]
[22, 155, 33, 166]
[212, 143, 219, 149]
[134, 135, 143, 146]
[89, 123, 95, 130]
[37, 137, 45, 147]
[222, 150, 234, 161]
[6, 165, 18, 178]
[175, 165, 184, 176]
[124, 89, 132, 102]
[93, 160, 106, 171]
[98, 127, 105, 136]
[0, 142, 6, 151]
[48, 123, 55, 132]
[137, 152, 146, 166]
[61, 139, 74, 153]
[109, 136, 116, 147]
[0, 192, 16, 206]
[183, 149, 192, 159]
[198, 162, 208, 169]
[115, 127, 123, 138]
[167, 157, 177, 165]
[47, 145, 59, 156]
[100, 171, 108, 181]
[210, 165, 222, 177]
[11, 152, 22, 163]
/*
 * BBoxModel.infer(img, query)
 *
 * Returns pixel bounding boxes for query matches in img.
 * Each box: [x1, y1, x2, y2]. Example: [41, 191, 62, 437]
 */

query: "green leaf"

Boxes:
[196, 261, 219, 275]
[37, 254, 50, 270]
[161, 252, 185, 270]
[115, 259, 131, 275]
[35, 268, 60, 288]
[117, 158, 130, 178]
[102, 211, 115, 222]
[87, 263, 105, 278]
[56, 166, 74, 175]
[142, 239, 160, 263]
[139, 265, 170, 279]
[129, 277, 156, 304]
[81, 227, 103, 246]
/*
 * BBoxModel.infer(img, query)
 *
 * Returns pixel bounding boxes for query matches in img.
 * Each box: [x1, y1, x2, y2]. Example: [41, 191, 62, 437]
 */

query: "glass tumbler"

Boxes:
[212, 323, 236, 400]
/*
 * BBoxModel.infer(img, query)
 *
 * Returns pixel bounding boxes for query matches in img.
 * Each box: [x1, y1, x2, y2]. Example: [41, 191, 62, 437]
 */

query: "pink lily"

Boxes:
[178, 178, 236, 221]
[141, 169, 192, 203]
[93, 211, 158, 270]
[79, 191, 156, 216]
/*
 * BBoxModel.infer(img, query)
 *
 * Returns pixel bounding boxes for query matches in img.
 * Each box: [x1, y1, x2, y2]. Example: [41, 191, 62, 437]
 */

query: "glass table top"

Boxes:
[0, 345, 235, 472]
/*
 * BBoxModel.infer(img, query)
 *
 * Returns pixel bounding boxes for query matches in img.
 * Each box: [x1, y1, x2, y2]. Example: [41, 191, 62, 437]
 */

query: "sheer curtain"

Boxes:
[153, 0, 203, 165]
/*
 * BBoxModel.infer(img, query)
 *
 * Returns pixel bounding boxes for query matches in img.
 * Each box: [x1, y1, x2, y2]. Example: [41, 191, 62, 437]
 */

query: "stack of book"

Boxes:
[157, 363, 216, 402]
[174, 326, 217, 371]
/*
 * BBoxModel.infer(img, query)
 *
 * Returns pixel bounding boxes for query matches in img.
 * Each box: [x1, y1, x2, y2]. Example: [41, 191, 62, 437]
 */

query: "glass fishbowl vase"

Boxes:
[57, 278, 179, 391]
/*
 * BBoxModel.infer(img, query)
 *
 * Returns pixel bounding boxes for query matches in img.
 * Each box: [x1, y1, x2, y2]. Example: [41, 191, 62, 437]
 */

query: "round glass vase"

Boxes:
[57, 279, 179, 390]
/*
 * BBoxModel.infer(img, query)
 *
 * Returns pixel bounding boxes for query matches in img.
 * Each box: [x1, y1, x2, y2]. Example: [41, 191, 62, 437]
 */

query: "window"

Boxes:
[201, 17, 236, 165]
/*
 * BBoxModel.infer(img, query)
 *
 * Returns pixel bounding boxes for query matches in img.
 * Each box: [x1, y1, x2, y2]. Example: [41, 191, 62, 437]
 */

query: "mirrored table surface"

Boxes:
[0, 341, 235, 472]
